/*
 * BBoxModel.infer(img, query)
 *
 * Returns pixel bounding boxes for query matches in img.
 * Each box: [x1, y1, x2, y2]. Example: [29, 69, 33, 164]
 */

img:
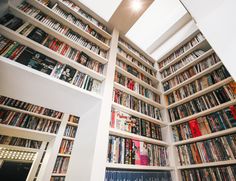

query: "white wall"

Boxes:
[181, 0, 236, 80]
[151, 19, 198, 60]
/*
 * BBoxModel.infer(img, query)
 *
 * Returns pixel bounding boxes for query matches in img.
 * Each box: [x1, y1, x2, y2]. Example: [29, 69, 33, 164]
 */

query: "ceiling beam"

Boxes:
[108, 0, 154, 34]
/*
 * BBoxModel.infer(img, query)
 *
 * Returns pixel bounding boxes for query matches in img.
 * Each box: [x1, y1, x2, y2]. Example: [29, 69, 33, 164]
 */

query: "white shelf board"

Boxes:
[0, 57, 102, 117]
[117, 53, 158, 83]
[170, 99, 236, 126]
[67, 122, 79, 127]
[27, 0, 110, 51]
[109, 128, 169, 146]
[0, 25, 105, 81]
[106, 163, 174, 171]
[51, 173, 66, 176]
[115, 66, 161, 95]
[0, 144, 39, 153]
[9, 4, 108, 64]
[163, 61, 223, 95]
[0, 104, 62, 122]
[118, 42, 156, 72]
[0, 124, 56, 142]
[114, 82, 163, 109]
[159, 39, 208, 72]
[161, 48, 214, 83]
[112, 102, 167, 127]
[167, 77, 234, 109]
[177, 159, 236, 170]
[173, 127, 236, 146]
[57, 0, 111, 40]
[62, 136, 75, 141]
[57, 153, 71, 157]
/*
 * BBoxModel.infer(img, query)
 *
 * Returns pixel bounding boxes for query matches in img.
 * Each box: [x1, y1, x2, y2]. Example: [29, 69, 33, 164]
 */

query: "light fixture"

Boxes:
[131, 0, 142, 12]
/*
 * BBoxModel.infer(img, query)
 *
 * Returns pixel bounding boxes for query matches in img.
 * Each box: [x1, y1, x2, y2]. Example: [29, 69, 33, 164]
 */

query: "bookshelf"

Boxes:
[0, 0, 235, 181]
[158, 28, 236, 181]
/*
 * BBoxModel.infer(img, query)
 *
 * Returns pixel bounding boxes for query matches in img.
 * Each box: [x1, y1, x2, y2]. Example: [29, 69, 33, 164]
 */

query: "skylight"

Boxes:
[78, 0, 122, 21]
[126, 0, 187, 50]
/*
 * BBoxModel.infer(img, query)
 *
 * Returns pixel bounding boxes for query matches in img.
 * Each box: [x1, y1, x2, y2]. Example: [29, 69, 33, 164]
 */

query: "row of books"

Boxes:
[166, 66, 231, 105]
[59, 139, 73, 154]
[68, 115, 79, 124]
[117, 47, 155, 77]
[160, 49, 205, 79]
[0, 13, 105, 74]
[163, 53, 221, 91]
[116, 59, 153, 87]
[105, 170, 171, 181]
[168, 83, 236, 122]
[53, 156, 69, 173]
[119, 38, 154, 68]
[181, 165, 236, 181]
[51, 177, 65, 181]
[114, 71, 160, 103]
[17, 2, 107, 58]
[177, 134, 236, 166]
[50, 2, 107, 44]
[172, 105, 236, 141]
[60, 0, 108, 32]
[111, 109, 162, 140]
[0, 35, 101, 93]
[107, 135, 169, 166]
[64, 125, 77, 138]
[0, 108, 60, 134]
[113, 89, 162, 120]
[0, 96, 63, 119]
[0, 135, 42, 149]
[158, 33, 205, 69]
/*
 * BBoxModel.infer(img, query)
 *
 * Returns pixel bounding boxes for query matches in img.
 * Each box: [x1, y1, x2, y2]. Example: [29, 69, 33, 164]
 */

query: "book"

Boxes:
[189, 119, 202, 137]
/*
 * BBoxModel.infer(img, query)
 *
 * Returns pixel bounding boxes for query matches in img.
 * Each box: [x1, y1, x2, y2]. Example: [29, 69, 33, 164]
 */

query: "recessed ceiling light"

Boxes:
[131, 0, 142, 12]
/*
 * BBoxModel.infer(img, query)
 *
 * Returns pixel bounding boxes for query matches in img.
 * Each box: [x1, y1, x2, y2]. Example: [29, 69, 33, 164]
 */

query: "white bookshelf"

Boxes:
[9, 4, 108, 63]
[106, 163, 174, 171]
[27, 0, 110, 51]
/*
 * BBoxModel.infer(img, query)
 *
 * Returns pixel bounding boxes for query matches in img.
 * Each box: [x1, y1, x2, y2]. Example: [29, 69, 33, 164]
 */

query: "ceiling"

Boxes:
[79, 0, 187, 51]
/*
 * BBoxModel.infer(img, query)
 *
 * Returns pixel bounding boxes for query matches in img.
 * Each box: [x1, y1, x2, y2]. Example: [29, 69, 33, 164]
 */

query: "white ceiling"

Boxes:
[78, 0, 122, 21]
[126, 0, 187, 50]
[79, 0, 187, 50]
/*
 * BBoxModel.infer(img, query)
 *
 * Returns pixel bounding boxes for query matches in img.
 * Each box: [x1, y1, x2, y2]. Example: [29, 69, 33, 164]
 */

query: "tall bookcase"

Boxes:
[157, 29, 236, 181]
[0, 0, 235, 181]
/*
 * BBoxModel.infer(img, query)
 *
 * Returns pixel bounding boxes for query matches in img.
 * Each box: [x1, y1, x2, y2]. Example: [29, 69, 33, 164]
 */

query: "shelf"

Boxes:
[167, 77, 234, 109]
[0, 25, 105, 82]
[0, 144, 39, 153]
[0, 104, 62, 122]
[9, 4, 108, 64]
[0, 56, 103, 117]
[163, 61, 223, 95]
[112, 102, 167, 127]
[173, 127, 236, 146]
[109, 128, 168, 146]
[161, 49, 214, 83]
[170, 99, 236, 126]
[106, 163, 174, 171]
[63, 136, 75, 141]
[177, 159, 236, 170]
[57, 153, 71, 157]
[67, 122, 79, 126]
[118, 42, 156, 72]
[0, 124, 56, 142]
[159, 39, 209, 72]
[57, 0, 111, 40]
[157, 29, 200, 63]
[51, 173, 66, 176]
[117, 53, 158, 83]
[115, 66, 161, 95]
[114, 82, 163, 109]
[27, 0, 109, 51]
